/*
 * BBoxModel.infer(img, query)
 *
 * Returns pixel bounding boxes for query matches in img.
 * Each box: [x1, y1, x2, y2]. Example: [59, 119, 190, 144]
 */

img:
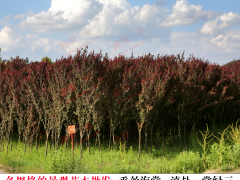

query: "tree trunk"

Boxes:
[145, 131, 148, 154]
[122, 121, 128, 149]
[95, 134, 97, 148]
[157, 130, 159, 150]
[75, 133, 77, 149]
[6, 133, 10, 154]
[55, 130, 57, 148]
[184, 119, 186, 151]
[3, 126, 6, 150]
[86, 135, 88, 149]
[220, 106, 224, 127]
[112, 131, 116, 151]
[213, 106, 220, 137]
[109, 130, 111, 151]
[173, 128, 175, 145]
[127, 132, 129, 150]
[138, 129, 142, 161]
[50, 129, 54, 151]
[213, 111, 216, 137]
[18, 133, 21, 147]
[192, 118, 195, 142]
[80, 129, 83, 158]
[103, 125, 104, 144]
[45, 132, 49, 156]
[162, 127, 165, 157]
[10, 131, 13, 151]
[178, 114, 181, 152]
[65, 136, 67, 154]
[87, 134, 90, 154]
[30, 130, 35, 150]
[2, 135, 4, 151]
[36, 134, 38, 150]
[55, 132, 61, 151]
[150, 128, 153, 153]
[15, 132, 17, 149]
[24, 137, 27, 154]
[97, 133, 102, 157]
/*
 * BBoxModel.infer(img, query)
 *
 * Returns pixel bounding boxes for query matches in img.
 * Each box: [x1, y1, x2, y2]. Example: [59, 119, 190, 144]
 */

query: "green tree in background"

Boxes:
[42, 56, 53, 64]
[5, 60, 11, 65]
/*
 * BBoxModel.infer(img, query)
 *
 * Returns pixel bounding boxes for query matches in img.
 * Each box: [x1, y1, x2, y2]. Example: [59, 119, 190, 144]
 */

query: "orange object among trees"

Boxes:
[68, 125, 75, 156]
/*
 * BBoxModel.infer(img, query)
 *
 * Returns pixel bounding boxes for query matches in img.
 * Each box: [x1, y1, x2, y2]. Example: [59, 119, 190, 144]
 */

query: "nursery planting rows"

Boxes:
[0, 46, 240, 160]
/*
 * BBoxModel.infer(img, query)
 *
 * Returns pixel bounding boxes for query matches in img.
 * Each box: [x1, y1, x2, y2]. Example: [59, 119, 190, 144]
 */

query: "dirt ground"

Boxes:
[0, 164, 9, 174]
[0, 164, 23, 174]
[202, 167, 240, 174]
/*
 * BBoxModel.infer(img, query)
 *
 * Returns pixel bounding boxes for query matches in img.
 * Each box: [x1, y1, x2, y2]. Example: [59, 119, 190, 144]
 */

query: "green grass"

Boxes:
[0, 124, 240, 174]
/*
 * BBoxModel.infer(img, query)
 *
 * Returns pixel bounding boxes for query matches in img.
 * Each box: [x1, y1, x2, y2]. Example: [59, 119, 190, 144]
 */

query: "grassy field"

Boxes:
[0, 122, 240, 174]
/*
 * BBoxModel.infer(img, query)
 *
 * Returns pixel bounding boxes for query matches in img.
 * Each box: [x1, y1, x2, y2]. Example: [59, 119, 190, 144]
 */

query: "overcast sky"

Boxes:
[1, 0, 240, 66]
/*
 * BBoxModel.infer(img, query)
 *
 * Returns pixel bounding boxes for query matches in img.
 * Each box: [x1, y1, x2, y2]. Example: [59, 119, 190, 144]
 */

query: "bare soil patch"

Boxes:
[202, 166, 240, 174]
[0, 164, 23, 174]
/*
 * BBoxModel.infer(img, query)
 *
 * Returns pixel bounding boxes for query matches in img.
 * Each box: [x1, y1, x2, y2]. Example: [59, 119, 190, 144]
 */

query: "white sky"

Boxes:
[1, 0, 240, 66]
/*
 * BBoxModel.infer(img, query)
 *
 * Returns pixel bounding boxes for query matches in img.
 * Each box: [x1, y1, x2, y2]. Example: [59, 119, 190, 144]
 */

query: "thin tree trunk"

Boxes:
[36, 134, 38, 150]
[162, 127, 165, 157]
[109, 130, 111, 151]
[178, 114, 181, 152]
[50, 130, 54, 151]
[157, 130, 159, 150]
[95, 134, 97, 148]
[55, 132, 61, 151]
[10, 131, 13, 151]
[65, 137, 67, 154]
[45, 132, 49, 156]
[145, 131, 147, 154]
[192, 118, 195, 144]
[112, 131, 116, 151]
[84, 134, 86, 149]
[6, 133, 10, 154]
[150, 128, 153, 153]
[97, 133, 102, 157]
[18, 133, 21, 147]
[173, 128, 175, 145]
[80, 129, 83, 158]
[103, 126, 104, 144]
[88, 134, 90, 154]
[122, 127, 126, 149]
[24, 137, 27, 154]
[138, 129, 142, 161]
[3, 126, 6, 150]
[30, 130, 35, 150]
[1, 135, 5, 152]
[184, 120, 186, 151]
[127, 131, 129, 150]
[80, 136, 83, 158]
[73, 133, 77, 149]
[213, 112, 216, 137]
[220, 106, 224, 127]
[15, 132, 17, 149]
[55, 130, 57, 148]
[3, 135, 5, 151]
